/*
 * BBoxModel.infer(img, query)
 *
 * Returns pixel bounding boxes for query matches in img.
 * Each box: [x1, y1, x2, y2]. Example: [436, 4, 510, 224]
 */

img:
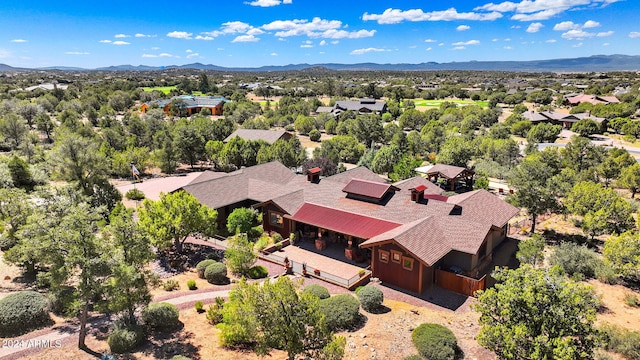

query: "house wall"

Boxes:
[260, 203, 291, 238]
[372, 243, 422, 293]
[440, 250, 473, 272]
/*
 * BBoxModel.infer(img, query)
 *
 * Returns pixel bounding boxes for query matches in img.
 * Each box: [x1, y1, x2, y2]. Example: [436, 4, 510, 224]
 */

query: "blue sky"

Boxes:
[1, 0, 638, 68]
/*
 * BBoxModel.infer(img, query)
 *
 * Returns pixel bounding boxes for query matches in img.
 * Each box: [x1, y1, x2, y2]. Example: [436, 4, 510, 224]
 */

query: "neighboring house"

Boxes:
[316, 98, 387, 116]
[179, 161, 518, 295]
[565, 94, 620, 106]
[141, 95, 228, 116]
[522, 110, 606, 129]
[223, 129, 292, 144]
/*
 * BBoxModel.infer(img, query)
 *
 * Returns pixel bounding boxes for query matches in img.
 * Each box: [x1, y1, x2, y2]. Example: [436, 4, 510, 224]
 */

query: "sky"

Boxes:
[0, 0, 638, 69]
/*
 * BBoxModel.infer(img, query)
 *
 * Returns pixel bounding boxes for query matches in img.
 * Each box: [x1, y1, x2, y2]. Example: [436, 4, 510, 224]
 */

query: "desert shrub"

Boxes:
[549, 242, 603, 279]
[595, 262, 619, 284]
[357, 286, 384, 312]
[303, 284, 330, 300]
[0, 291, 52, 337]
[170, 356, 193, 360]
[272, 232, 284, 243]
[204, 262, 228, 284]
[107, 325, 145, 354]
[125, 188, 145, 200]
[404, 355, 425, 360]
[162, 279, 180, 291]
[196, 259, 217, 278]
[247, 265, 268, 279]
[412, 323, 459, 360]
[309, 129, 321, 142]
[624, 293, 639, 307]
[194, 301, 204, 313]
[141, 302, 180, 332]
[600, 324, 640, 359]
[186, 279, 197, 290]
[319, 294, 360, 331]
[206, 297, 225, 325]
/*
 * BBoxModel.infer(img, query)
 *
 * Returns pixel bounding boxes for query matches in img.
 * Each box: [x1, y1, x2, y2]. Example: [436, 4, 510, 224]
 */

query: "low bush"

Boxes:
[170, 356, 193, 360]
[204, 262, 228, 284]
[162, 279, 180, 291]
[186, 279, 197, 290]
[404, 355, 425, 360]
[107, 325, 145, 354]
[319, 294, 360, 331]
[600, 324, 640, 359]
[247, 265, 268, 279]
[125, 188, 145, 201]
[411, 323, 459, 360]
[194, 301, 204, 313]
[303, 284, 330, 299]
[141, 302, 180, 332]
[357, 286, 384, 312]
[272, 232, 284, 243]
[548, 242, 603, 279]
[624, 293, 639, 307]
[196, 259, 217, 279]
[0, 291, 52, 337]
[309, 129, 321, 142]
[206, 297, 225, 325]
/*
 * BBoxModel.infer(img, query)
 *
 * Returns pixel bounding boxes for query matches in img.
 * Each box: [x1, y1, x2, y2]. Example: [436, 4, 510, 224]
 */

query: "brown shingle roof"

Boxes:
[424, 164, 470, 179]
[342, 179, 399, 200]
[447, 190, 519, 228]
[223, 129, 291, 144]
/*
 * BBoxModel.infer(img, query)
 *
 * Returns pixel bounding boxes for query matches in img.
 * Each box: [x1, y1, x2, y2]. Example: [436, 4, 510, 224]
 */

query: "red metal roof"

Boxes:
[342, 179, 399, 200]
[308, 167, 322, 174]
[288, 203, 401, 239]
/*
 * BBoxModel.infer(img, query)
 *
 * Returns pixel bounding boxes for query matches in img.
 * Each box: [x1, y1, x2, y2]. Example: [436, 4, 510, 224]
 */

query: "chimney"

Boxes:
[410, 185, 427, 202]
[307, 167, 322, 183]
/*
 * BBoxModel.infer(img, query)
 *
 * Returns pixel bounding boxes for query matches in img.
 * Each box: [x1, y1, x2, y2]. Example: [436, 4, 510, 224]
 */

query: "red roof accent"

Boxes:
[288, 203, 401, 239]
[342, 179, 399, 200]
[412, 185, 427, 192]
[424, 193, 449, 202]
[308, 167, 322, 174]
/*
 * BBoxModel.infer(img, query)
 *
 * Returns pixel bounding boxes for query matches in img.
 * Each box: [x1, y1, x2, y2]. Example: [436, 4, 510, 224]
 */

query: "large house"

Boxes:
[522, 110, 605, 129]
[316, 98, 387, 116]
[141, 95, 228, 116]
[565, 94, 620, 106]
[180, 161, 518, 294]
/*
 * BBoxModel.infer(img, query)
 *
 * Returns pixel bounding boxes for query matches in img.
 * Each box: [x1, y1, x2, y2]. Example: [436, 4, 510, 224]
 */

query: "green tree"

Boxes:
[7, 155, 34, 190]
[220, 277, 342, 360]
[389, 155, 422, 182]
[226, 207, 259, 235]
[475, 265, 599, 360]
[437, 137, 475, 168]
[224, 233, 257, 276]
[618, 162, 640, 198]
[566, 181, 634, 236]
[0, 113, 29, 150]
[138, 191, 217, 253]
[604, 231, 640, 282]
[515, 234, 545, 266]
[371, 145, 402, 174]
[34, 113, 55, 143]
[174, 121, 206, 169]
[0, 188, 31, 251]
[103, 207, 157, 325]
[526, 123, 562, 144]
[571, 119, 600, 137]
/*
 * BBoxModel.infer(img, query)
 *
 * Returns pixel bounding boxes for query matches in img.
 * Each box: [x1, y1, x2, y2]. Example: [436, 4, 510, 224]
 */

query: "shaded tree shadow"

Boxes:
[80, 346, 103, 358]
[365, 304, 391, 315]
[542, 229, 597, 249]
[140, 323, 202, 360]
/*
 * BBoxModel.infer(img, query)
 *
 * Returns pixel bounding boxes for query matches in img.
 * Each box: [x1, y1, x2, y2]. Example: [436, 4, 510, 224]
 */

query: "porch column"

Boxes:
[418, 263, 424, 293]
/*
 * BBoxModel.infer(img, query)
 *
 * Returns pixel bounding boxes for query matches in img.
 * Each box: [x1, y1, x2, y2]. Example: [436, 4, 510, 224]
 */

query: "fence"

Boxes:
[434, 269, 486, 297]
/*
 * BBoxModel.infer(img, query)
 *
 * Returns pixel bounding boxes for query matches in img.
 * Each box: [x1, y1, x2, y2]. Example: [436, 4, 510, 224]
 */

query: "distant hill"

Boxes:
[2, 54, 640, 72]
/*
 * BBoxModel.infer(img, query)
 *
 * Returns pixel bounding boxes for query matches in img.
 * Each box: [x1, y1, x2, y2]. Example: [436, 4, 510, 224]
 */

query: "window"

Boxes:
[269, 212, 283, 228]
[402, 256, 414, 271]
[391, 250, 402, 264]
[379, 250, 389, 263]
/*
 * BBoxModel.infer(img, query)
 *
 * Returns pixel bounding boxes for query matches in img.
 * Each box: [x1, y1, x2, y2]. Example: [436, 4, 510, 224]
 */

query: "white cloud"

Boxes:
[553, 21, 578, 31]
[10, 39, 27, 43]
[546, 39, 557, 43]
[452, 46, 466, 50]
[186, 49, 193, 53]
[151, 47, 160, 50]
[167, 31, 193, 39]
[426, 47, 432, 51]
[246, 0, 291, 7]
[492, 38, 499, 42]
[504, 38, 511, 41]
[561, 29, 594, 40]
[527, 22, 543, 33]
[186, 52, 200, 58]
[331, 40, 339, 44]
[583, 20, 600, 28]
[602, 42, 610, 46]
[135, 33, 155, 38]
[261, 17, 374, 39]
[195, 35, 214, 40]
[476, 0, 620, 21]
[362, 8, 502, 24]
[114, 34, 130, 38]
[452, 39, 480, 46]
[65, 51, 90, 55]
[142, 54, 158, 58]
[457, 25, 470, 31]
[159, 53, 175, 57]
[112, 41, 130, 45]
[425, 38, 437, 42]
[99, 40, 112, 43]
[504, 46, 513, 49]
[319, 40, 327, 46]
[630, 32, 640, 38]
[597, 31, 614, 37]
[573, 42, 584, 47]
[300, 44, 313, 48]
[350, 47, 387, 55]
[271, 52, 278, 56]
[511, 25, 521, 29]
[232, 34, 260, 42]
[313, 29, 376, 39]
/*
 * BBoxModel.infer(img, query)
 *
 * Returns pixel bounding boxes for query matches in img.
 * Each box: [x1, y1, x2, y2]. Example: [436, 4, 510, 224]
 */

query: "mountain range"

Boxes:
[1, 54, 640, 72]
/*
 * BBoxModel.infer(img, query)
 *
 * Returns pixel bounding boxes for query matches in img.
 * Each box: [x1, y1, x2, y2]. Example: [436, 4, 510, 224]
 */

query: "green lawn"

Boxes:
[142, 86, 177, 94]
[410, 99, 489, 107]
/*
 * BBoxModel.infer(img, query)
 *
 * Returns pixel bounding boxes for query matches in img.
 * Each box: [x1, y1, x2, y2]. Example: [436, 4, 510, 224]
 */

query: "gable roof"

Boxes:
[224, 129, 291, 144]
[422, 164, 472, 179]
[342, 179, 400, 200]
[447, 190, 519, 228]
